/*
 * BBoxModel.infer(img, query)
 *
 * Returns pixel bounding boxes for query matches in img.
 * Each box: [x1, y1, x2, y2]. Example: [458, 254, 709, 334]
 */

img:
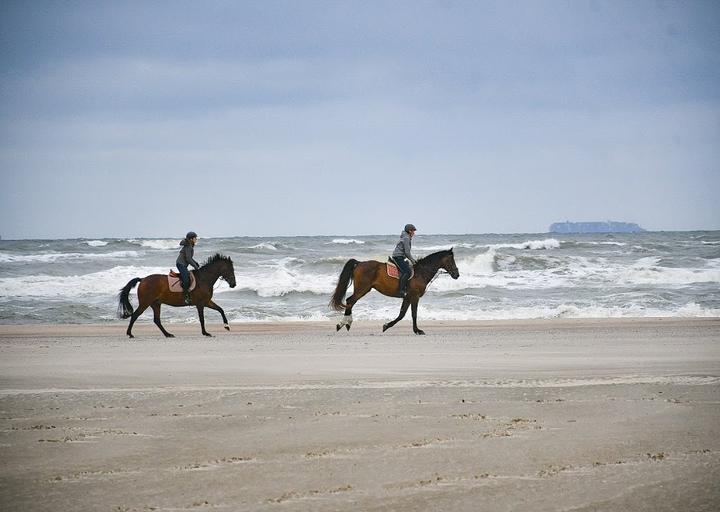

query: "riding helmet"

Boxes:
[404, 224, 417, 233]
[186, 231, 198, 239]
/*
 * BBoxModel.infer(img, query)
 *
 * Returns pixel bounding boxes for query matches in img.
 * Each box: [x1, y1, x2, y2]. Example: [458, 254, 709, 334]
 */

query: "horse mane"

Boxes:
[414, 248, 453, 280]
[202, 253, 233, 268]
[416, 249, 453, 267]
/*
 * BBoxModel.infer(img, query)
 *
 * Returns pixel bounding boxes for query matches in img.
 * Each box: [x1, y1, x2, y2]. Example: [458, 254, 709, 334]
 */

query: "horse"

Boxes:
[117, 253, 236, 338]
[330, 248, 459, 334]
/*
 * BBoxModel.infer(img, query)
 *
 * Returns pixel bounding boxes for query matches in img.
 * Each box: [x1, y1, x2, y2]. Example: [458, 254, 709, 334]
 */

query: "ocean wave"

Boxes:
[240, 242, 283, 252]
[0, 266, 166, 297]
[132, 239, 178, 250]
[85, 240, 109, 247]
[359, 302, 720, 321]
[2, 233, 718, 324]
[618, 257, 720, 286]
[235, 268, 336, 297]
[328, 239, 365, 245]
[0, 251, 141, 263]
[478, 239, 561, 251]
[414, 243, 474, 252]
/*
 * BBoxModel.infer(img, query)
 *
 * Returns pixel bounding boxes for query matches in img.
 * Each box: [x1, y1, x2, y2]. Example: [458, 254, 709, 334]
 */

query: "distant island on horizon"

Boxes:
[549, 221, 646, 234]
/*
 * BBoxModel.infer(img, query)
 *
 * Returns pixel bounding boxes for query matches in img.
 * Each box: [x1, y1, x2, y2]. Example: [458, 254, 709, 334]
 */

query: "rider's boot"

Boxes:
[398, 274, 409, 298]
[182, 285, 192, 305]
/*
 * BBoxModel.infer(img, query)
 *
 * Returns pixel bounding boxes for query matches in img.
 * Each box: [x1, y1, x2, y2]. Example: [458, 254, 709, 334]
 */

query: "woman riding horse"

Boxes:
[330, 248, 459, 334]
[392, 223, 417, 297]
[118, 253, 236, 338]
[177, 231, 200, 305]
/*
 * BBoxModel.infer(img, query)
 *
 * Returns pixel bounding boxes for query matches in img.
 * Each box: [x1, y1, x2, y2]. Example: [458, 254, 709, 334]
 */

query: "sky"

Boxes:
[1, 0, 719, 239]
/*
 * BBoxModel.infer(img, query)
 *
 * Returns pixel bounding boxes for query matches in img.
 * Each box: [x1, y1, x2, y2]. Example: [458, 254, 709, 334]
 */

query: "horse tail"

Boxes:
[330, 259, 358, 311]
[117, 278, 142, 319]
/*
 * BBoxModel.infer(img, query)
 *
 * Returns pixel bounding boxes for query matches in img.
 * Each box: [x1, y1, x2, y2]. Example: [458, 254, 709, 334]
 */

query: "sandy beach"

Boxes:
[1, 318, 719, 511]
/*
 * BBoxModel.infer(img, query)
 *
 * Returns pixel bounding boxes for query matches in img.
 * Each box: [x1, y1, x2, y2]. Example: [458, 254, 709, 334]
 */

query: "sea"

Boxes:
[0, 232, 718, 325]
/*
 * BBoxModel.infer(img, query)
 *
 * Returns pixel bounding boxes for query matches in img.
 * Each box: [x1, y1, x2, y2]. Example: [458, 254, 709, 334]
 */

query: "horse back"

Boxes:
[137, 274, 170, 297]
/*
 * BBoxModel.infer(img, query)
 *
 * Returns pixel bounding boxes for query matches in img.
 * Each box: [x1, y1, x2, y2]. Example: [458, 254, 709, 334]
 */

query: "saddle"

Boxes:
[386, 258, 414, 280]
[168, 270, 197, 293]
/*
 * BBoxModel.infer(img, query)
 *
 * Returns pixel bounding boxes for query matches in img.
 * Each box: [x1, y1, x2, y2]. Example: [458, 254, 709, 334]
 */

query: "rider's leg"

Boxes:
[393, 257, 411, 297]
[177, 263, 191, 304]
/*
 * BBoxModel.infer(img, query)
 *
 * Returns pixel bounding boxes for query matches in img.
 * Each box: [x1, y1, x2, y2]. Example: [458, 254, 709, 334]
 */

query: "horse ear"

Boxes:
[450, 246, 454, 252]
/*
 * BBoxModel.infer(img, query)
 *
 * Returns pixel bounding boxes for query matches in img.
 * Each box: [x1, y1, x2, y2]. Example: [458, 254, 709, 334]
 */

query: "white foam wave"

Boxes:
[619, 257, 720, 286]
[415, 244, 473, 252]
[328, 239, 365, 245]
[228, 310, 332, 322]
[510, 238, 561, 250]
[247, 242, 279, 251]
[475, 239, 561, 251]
[460, 249, 497, 274]
[134, 239, 178, 250]
[85, 240, 108, 247]
[0, 266, 166, 297]
[579, 241, 627, 247]
[0, 251, 141, 263]
[348, 303, 720, 321]
[236, 260, 336, 297]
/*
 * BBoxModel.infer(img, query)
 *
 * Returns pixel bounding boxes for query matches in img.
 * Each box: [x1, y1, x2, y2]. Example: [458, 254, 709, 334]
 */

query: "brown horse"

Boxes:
[118, 253, 236, 338]
[330, 249, 459, 334]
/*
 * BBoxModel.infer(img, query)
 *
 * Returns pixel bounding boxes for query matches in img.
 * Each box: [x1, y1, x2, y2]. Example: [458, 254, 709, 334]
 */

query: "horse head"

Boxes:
[221, 258, 237, 288]
[442, 248, 460, 279]
[204, 254, 237, 288]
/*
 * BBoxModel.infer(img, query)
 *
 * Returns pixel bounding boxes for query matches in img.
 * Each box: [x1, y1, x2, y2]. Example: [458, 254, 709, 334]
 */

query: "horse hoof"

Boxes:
[345, 324, 350, 331]
[203, 333, 213, 337]
[415, 329, 426, 335]
[224, 324, 230, 331]
[336, 324, 342, 332]
[128, 334, 134, 339]
[166, 333, 175, 338]
[382, 324, 389, 332]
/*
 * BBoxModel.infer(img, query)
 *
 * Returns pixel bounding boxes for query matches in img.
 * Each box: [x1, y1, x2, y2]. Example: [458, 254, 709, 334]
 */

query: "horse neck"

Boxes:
[196, 262, 223, 285]
[415, 257, 443, 283]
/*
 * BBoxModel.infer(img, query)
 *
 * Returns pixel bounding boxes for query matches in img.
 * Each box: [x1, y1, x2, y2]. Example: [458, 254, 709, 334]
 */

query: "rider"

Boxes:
[391, 224, 417, 297]
[177, 231, 200, 304]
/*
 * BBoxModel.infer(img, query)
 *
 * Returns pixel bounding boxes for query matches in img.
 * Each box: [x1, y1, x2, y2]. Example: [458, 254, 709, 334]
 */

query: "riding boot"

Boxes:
[182, 286, 192, 305]
[398, 274, 409, 297]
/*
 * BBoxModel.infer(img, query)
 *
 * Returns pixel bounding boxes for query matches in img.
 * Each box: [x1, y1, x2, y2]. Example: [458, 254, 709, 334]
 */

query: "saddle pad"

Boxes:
[386, 261, 414, 280]
[168, 271, 196, 293]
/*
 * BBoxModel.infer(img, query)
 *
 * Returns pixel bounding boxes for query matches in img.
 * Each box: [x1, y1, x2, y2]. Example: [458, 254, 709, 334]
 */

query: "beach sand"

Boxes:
[1, 318, 719, 511]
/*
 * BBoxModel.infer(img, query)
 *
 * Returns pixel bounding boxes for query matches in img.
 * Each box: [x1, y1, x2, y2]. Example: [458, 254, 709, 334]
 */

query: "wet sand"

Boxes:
[1, 318, 719, 511]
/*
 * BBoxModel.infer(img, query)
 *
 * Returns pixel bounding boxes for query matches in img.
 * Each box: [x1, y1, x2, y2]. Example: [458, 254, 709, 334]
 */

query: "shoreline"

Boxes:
[1, 316, 718, 337]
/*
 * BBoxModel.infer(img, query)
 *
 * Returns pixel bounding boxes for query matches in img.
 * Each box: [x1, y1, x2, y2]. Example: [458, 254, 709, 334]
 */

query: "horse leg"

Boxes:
[197, 305, 212, 337]
[151, 302, 174, 338]
[411, 298, 425, 335]
[336, 284, 372, 332]
[206, 300, 230, 331]
[382, 297, 411, 332]
[126, 303, 150, 338]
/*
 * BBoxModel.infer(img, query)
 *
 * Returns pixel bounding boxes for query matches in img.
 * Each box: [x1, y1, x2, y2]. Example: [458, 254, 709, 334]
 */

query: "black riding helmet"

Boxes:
[404, 224, 417, 233]
[186, 231, 198, 239]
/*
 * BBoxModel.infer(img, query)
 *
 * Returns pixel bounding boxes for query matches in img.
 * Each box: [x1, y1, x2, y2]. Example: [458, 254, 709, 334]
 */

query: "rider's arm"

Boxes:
[402, 234, 415, 263]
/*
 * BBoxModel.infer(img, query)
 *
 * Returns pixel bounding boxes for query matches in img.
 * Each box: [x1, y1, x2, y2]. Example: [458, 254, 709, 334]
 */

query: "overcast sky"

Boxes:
[1, 0, 718, 239]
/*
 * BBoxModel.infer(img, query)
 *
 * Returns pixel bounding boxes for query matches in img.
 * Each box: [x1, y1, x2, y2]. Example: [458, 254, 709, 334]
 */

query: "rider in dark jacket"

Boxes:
[177, 231, 200, 304]
[391, 224, 417, 297]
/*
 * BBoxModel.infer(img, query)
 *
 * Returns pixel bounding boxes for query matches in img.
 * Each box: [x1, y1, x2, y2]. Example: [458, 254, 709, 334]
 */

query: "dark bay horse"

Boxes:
[330, 249, 459, 334]
[118, 253, 236, 338]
